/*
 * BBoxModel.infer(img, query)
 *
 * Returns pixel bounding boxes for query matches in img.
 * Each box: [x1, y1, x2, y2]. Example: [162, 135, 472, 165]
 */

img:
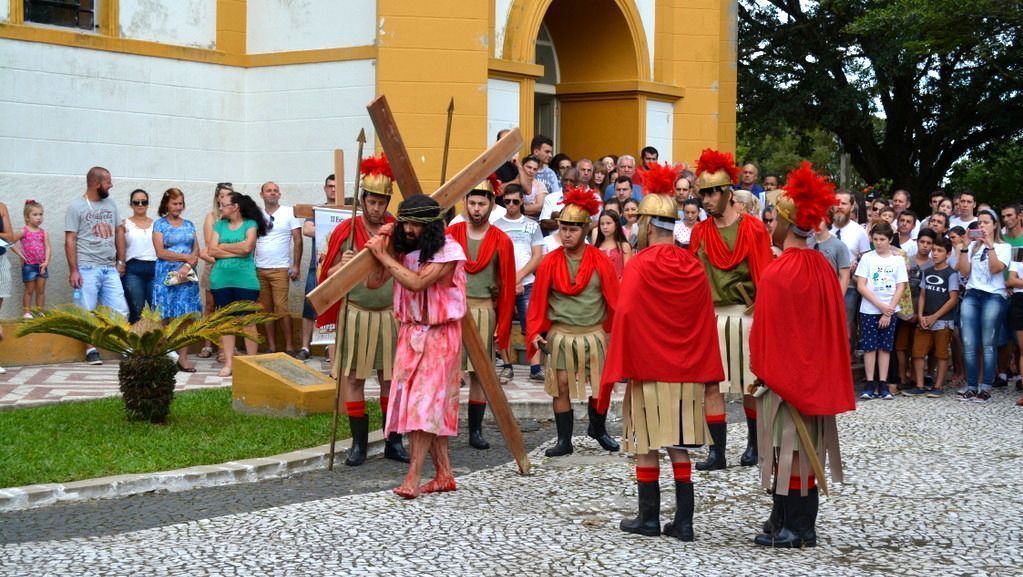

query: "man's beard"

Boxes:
[97, 187, 110, 200]
[832, 210, 849, 227]
[468, 213, 487, 225]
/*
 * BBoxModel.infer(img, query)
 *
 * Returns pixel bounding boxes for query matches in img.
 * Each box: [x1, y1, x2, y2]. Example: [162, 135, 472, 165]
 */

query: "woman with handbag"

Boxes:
[152, 188, 202, 372]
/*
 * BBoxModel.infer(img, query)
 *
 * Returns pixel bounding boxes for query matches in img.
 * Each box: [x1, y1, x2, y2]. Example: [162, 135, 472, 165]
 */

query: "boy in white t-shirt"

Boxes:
[855, 221, 908, 399]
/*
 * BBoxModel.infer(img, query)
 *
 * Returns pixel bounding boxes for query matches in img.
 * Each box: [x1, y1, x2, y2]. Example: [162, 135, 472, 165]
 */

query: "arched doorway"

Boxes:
[508, 0, 653, 160]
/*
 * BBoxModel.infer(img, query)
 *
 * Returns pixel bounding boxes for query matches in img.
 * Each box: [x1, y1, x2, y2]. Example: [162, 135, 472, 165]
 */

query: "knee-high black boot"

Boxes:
[468, 402, 490, 450]
[384, 432, 410, 463]
[754, 487, 819, 548]
[545, 410, 574, 457]
[662, 481, 695, 541]
[695, 422, 727, 471]
[761, 492, 785, 535]
[344, 415, 369, 466]
[740, 416, 758, 466]
[620, 481, 661, 537]
[587, 398, 620, 452]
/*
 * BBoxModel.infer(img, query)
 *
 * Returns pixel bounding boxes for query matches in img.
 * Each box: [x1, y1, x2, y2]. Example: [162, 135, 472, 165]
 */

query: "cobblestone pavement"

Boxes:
[2, 389, 1021, 576]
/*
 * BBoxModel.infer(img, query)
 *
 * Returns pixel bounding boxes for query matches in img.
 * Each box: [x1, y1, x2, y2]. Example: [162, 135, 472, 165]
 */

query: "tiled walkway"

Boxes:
[0, 357, 566, 409]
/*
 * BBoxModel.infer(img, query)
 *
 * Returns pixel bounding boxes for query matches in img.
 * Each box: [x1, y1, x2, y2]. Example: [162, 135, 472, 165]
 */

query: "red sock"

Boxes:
[345, 401, 366, 418]
[706, 413, 726, 425]
[788, 474, 816, 491]
[379, 396, 389, 416]
[636, 466, 659, 483]
[744, 407, 757, 420]
[468, 399, 487, 406]
[671, 461, 692, 483]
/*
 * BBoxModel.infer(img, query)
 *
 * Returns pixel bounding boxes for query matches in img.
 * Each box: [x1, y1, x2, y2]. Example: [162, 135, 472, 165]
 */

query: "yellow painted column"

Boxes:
[216, 0, 246, 58]
[376, 0, 491, 200]
[716, 0, 738, 153]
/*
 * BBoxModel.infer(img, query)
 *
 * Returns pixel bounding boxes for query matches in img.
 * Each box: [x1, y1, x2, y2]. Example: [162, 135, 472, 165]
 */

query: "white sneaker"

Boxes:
[0, 365, 6, 374]
[167, 350, 180, 362]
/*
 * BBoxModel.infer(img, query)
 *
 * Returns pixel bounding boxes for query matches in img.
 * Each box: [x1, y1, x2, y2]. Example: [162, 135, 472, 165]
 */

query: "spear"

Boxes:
[440, 98, 454, 185]
[328, 128, 366, 470]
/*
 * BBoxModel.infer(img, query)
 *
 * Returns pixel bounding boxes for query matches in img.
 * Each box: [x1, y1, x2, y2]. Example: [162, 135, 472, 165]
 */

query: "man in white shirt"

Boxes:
[255, 181, 303, 354]
[950, 191, 978, 229]
[897, 210, 919, 256]
[831, 191, 872, 352]
[493, 184, 545, 380]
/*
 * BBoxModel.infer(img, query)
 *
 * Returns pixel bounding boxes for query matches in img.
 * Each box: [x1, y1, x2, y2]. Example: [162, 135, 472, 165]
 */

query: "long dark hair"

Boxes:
[595, 209, 628, 252]
[228, 192, 268, 237]
[392, 194, 446, 263]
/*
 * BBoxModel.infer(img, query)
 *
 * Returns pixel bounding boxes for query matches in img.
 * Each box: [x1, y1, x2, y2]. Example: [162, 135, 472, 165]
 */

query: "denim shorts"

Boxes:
[21, 263, 48, 283]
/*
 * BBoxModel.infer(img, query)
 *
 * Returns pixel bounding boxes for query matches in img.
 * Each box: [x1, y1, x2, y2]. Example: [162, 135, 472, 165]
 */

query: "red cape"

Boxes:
[446, 222, 517, 351]
[315, 214, 395, 328]
[689, 214, 774, 284]
[526, 245, 619, 359]
[750, 247, 856, 416]
[596, 244, 725, 413]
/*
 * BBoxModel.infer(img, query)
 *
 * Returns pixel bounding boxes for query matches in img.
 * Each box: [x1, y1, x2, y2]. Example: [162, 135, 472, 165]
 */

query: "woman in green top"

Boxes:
[208, 192, 267, 377]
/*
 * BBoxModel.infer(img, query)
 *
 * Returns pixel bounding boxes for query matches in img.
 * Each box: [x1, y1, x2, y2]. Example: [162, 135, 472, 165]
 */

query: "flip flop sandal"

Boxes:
[197, 346, 214, 358]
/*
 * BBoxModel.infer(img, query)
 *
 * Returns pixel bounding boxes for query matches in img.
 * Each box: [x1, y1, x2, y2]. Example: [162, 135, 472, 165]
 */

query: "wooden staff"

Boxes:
[440, 97, 454, 185]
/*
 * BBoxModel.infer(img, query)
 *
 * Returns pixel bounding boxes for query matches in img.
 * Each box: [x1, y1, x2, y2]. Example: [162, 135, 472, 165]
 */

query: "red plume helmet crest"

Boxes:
[636, 162, 680, 197]
[359, 154, 393, 179]
[695, 149, 740, 184]
[559, 185, 601, 216]
[783, 161, 837, 231]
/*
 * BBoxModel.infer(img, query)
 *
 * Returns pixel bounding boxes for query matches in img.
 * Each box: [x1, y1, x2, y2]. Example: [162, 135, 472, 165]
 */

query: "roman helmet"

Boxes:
[635, 162, 681, 249]
[557, 185, 602, 225]
[695, 148, 740, 217]
[766, 161, 837, 246]
[360, 154, 394, 197]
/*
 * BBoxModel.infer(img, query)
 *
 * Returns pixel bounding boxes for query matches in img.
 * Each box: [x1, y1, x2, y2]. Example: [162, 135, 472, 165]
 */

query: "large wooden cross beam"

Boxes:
[307, 96, 530, 475]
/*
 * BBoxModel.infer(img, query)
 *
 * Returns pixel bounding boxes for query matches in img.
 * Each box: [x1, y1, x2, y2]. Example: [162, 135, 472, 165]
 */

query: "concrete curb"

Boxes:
[0, 399, 624, 512]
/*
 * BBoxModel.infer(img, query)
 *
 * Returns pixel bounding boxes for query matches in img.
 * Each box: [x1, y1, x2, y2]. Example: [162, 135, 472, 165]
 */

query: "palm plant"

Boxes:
[18, 302, 276, 423]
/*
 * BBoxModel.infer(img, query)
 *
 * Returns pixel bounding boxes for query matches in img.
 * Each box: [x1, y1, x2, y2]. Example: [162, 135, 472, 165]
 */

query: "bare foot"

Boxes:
[217, 367, 232, 378]
[420, 476, 457, 494]
[393, 482, 420, 499]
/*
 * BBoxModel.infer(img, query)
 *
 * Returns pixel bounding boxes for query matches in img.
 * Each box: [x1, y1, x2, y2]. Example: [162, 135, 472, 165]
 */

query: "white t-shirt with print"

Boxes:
[855, 250, 909, 314]
[494, 214, 544, 286]
[965, 242, 1011, 295]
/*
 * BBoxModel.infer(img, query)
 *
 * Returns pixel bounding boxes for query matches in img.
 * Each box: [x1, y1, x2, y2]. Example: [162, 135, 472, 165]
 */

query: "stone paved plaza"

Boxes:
[1, 386, 1021, 576]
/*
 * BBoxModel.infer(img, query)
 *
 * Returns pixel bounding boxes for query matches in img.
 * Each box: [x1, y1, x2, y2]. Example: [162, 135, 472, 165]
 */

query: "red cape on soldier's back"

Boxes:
[597, 243, 724, 412]
[750, 247, 856, 416]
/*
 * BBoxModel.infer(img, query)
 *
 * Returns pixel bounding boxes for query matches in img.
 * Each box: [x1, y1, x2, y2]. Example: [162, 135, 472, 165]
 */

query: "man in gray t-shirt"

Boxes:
[809, 227, 852, 293]
[65, 166, 129, 364]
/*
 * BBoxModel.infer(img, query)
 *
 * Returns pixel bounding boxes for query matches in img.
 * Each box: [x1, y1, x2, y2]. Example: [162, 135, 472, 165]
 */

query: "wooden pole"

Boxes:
[327, 147, 348, 470]
[440, 97, 454, 185]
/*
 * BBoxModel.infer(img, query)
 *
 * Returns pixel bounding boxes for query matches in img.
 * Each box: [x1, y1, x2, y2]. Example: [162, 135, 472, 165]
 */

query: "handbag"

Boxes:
[164, 267, 198, 286]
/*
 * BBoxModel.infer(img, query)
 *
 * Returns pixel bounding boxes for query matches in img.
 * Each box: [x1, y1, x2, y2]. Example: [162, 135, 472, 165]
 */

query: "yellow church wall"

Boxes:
[375, 0, 492, 202]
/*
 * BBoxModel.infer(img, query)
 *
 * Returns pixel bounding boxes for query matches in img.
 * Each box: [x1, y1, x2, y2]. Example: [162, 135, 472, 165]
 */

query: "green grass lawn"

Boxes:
[0, 388, 382, 488]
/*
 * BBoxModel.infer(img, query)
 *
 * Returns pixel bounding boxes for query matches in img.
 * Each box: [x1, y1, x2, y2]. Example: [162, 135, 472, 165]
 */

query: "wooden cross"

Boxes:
[307, 96, 530, 475]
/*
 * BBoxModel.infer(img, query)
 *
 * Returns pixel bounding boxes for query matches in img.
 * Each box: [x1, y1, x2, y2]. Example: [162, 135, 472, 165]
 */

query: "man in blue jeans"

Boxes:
[493, 184, 544, 380]
[65, 166, 130, 364]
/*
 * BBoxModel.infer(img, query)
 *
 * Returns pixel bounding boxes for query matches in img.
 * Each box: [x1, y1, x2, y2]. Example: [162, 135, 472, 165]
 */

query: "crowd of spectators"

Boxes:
[1, 144, 1021, 410]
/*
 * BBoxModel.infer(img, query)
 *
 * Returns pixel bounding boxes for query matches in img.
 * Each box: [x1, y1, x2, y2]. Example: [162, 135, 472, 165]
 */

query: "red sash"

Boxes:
[447, 222, 517, 350]
[526, 245, 620, 359]
[315, 215, 395, 328]
[689, 215, 774, 284]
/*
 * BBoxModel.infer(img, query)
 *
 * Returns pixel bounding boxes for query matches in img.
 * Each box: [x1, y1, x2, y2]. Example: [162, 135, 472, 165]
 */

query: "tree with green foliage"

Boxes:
[739, 0, 1022, 206]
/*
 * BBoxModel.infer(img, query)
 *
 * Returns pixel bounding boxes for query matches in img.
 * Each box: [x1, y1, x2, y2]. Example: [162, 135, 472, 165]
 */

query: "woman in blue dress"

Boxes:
[152, 187, 202, 372]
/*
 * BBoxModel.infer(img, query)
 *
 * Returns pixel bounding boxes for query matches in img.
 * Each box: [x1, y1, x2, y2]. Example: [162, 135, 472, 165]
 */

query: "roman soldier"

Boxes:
[597, 162, 725, 541]
[689, 149, 774, 471]
[317, 154, 408, 466]
[751, 162, 855, 547]
[446, 180, 517, 450]
[527, 186, 620, 457]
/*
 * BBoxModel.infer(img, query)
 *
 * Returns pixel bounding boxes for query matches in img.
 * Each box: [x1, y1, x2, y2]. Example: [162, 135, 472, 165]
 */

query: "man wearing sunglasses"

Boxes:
[494, 184, 545, 381]
[255, 181, 303, 355]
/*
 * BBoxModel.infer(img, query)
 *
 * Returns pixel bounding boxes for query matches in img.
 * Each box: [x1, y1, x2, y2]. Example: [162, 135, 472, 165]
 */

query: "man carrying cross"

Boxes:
[365, 194, 467, 499]
[317, 155, 408, 466]
[446, 179, 517, 451]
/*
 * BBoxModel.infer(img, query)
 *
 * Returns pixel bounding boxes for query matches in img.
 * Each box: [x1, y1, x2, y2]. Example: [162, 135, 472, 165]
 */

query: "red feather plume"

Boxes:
[636, 162, 680, 196]
[695, 148, 740, 184]
[560, 185, 601, 216]
[784, 161, 837, 231]
[360, 154, 394, 179]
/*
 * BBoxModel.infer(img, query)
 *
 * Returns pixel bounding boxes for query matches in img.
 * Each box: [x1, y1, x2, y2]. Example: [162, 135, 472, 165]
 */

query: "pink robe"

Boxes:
[385, 237, 467, 437]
